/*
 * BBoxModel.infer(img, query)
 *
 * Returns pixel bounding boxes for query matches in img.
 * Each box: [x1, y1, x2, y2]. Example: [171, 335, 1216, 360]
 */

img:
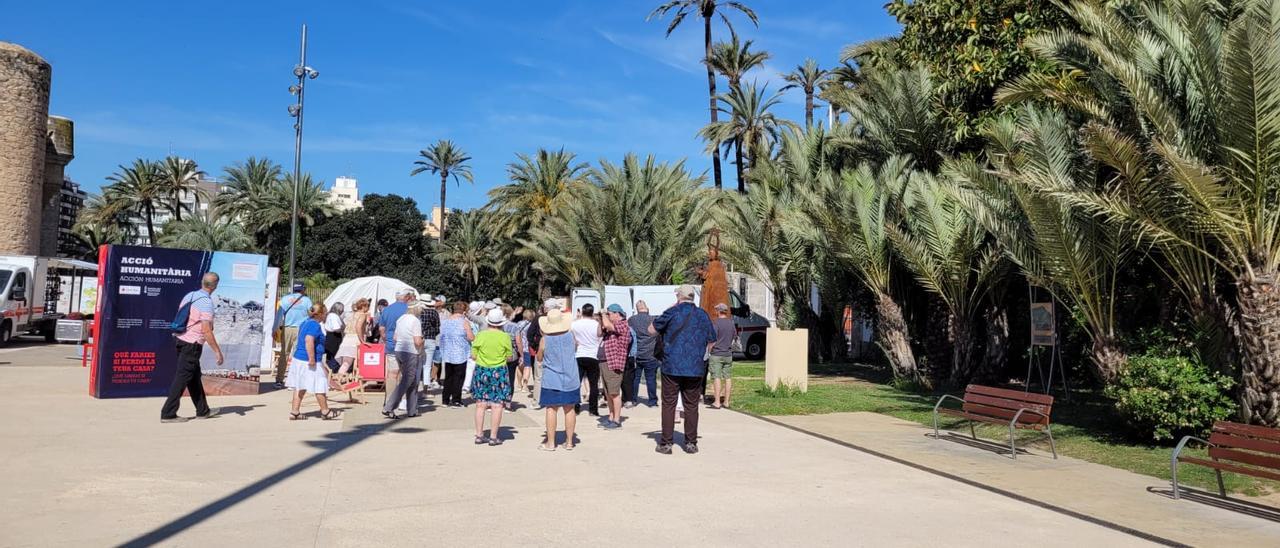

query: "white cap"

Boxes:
[543, 298, 561, 311]
[395, 288, 415, 299]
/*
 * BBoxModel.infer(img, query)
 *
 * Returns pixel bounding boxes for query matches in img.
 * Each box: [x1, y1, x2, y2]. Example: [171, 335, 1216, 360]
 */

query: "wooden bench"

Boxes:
[932, 384, 1057, 459]
[1172, 421, 1280, 500]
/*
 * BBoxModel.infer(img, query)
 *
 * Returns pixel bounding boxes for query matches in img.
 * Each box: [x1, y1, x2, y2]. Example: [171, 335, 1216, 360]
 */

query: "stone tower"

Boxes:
[0, 41, 51, 256]
[42, 116, 74, 256]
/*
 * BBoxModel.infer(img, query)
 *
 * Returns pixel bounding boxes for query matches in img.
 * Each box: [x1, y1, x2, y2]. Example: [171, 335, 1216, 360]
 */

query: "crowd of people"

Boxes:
[162, 279, 735, 455]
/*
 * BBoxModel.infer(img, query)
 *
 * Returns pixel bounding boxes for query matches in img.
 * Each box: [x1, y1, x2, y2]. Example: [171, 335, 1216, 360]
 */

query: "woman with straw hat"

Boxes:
[471, 308, 513, 446]
[536, 305, 579, 451]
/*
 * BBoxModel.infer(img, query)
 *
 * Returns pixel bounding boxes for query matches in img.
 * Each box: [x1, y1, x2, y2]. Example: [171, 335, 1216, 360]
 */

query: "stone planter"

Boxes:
[764, 327, 808, 392]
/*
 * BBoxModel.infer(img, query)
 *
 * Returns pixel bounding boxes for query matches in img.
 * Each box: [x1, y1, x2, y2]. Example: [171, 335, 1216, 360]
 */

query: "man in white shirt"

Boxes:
[571, 303, 603, 417]
[383, 302, 425, 419]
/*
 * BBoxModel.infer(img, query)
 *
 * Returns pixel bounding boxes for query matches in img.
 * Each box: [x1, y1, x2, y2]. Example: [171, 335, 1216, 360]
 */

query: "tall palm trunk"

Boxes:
[804, 88, 814, 127]
[734, 140, 746, 193]
[144, 202, 156, 246]
[172, 195, 182, 222]
[438, 172, 448, 243]
[1237, 270, 1280, 426]
[874, 291, 920, 384]
[703, 14, 723, 190]
[948, 314, 977, 387]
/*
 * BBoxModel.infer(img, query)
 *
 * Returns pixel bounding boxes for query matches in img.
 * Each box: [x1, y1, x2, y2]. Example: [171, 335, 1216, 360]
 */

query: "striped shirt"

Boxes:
[176, 289, 214, 345]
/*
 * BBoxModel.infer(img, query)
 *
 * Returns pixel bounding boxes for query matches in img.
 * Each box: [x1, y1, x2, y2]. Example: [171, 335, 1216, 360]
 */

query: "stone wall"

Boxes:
[41, 116, 74, 257]
[0, 42, 51, 256]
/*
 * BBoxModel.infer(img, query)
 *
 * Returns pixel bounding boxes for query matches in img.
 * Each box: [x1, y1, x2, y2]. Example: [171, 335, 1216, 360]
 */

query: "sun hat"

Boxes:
[469, 301, 482, 313]
[483, 300, 498, 310]
[395, 288, 414, 299]
[539, 308, 572, 334]
[486, 308, 507, 327]
[676, 284, 697, 300]
[492, 297, 505, 305]
[422, 296, 437, 306]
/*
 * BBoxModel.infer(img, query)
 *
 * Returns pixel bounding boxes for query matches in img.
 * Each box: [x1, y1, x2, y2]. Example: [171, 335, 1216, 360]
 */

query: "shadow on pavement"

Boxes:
[1146, 486, 1280, 522]
[118, 420, 395, 547]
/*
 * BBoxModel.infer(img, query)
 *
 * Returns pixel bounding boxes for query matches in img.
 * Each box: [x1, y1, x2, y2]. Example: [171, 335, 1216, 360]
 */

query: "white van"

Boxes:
[0, 256, 97, 345]
[571, 285, 771, 360]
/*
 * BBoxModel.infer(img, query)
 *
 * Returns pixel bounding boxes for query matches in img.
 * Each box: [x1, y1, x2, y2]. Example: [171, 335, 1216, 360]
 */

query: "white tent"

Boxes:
[324, 276, 418, 310]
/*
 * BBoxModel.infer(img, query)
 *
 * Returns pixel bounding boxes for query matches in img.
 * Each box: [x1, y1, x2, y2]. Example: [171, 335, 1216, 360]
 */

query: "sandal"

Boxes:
[538, 444, 556, 452]
[488, 438, 503, 447]
[474, 435, 489, 445]
[563, 444, 575, 451]
[321, 409, 342, 421]
[289, 412, 304, 421]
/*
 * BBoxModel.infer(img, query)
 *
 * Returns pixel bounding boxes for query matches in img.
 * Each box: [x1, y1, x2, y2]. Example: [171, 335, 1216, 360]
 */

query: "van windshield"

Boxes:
[0, 270, 11, 294]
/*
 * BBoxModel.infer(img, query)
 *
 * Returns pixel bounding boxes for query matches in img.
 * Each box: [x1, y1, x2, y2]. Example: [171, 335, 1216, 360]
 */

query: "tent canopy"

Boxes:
[324, 276, 418, 310]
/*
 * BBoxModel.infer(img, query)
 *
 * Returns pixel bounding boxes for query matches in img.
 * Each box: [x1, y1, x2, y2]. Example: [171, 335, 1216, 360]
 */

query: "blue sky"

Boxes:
[4, 0, 899, 212]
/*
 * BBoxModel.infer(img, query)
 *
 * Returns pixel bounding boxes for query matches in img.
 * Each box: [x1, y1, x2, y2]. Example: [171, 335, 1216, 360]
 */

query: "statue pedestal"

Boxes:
[764, 327, 808, 392]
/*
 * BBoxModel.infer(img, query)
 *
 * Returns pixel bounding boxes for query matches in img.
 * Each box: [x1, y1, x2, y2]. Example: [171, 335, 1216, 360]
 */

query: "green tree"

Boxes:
[411, 140, 474, 242]
[156, 156, 205, 222]
[648, 0, 758, 190]
[948, 106, 1132, 383]
[522, 154, 719, 286]
[877, 0, 1071, 144]
[825, 64, 955, 172]
[706, 33, 771, 190]
[436, 208, 492, 296]
[104, 159, 164, 245]
[997, 0, 1280, 424]
[157, 216, 254, 252]
[782, 58, 827, 127]
[215, 157, 284, 220]
[298, 194, 432, 284]
[698, 82, 796, 192]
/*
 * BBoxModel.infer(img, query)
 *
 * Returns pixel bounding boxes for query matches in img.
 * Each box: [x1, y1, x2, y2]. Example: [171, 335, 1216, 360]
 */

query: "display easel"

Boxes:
[1025, 286, 1069, 400]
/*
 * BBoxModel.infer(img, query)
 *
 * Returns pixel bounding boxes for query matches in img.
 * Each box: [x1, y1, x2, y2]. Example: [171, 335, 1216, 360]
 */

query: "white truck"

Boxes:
[0, 256, 97, 345]
[571, 285, 771, 360]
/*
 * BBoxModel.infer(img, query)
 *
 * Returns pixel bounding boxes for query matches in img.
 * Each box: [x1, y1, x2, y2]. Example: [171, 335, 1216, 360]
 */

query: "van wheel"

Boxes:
[745, 334, 765, 360]
[0, 321, 11, 348]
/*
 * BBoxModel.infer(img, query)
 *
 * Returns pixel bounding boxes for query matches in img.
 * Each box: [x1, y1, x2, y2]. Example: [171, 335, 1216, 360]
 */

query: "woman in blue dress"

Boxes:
[286, 303, 341, 420]
[438, 301, 475, 407]
[536, 307, 579, 451]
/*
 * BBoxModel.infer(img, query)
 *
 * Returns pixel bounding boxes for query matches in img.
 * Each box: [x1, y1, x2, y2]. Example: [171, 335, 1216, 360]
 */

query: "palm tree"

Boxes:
[888, 172, 1004, 385]
[706, 33, 771, 190]
[156, 156, 205, 222]
[829, 64, 954, 172]
[157, 216, 254, 252]
[249, 173, 333, 243]
[104, 159, 164, 245]
[782, 58, 828, 127]
[698, 82, 797, 192]
[521, 154, 719, 286]
[215, 157, 284, 220]
[436, 209, 491, 295]
[648, 0, 758, 190]
[996, 0, 1280, 423]
[486, 149, 589, 295]
[411, 140, 474, 242]
[949, 106, 1132, 383]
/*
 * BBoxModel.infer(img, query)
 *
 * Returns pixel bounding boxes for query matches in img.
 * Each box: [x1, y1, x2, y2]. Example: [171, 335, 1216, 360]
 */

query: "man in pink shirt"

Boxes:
[161, 272, 225, 423]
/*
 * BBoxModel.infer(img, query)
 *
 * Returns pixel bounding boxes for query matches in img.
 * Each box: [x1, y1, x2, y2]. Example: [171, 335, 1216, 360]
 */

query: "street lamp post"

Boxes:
[287, 23, 318, 293]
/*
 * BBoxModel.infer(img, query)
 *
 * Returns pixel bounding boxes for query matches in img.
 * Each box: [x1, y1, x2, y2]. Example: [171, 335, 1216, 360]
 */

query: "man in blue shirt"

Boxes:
[378, 289, 414, 378]
[274, 283, 312, 389]
[650, 284, 716, 455]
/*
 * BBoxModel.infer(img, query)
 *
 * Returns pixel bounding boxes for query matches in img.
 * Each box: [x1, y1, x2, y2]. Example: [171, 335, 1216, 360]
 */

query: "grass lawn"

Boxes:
[728, 360, 1278, 498]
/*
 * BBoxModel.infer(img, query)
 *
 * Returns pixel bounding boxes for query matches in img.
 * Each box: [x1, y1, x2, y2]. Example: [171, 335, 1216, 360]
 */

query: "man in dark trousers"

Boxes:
[650, 285, 716, 454]
[161, 272, 224, 423]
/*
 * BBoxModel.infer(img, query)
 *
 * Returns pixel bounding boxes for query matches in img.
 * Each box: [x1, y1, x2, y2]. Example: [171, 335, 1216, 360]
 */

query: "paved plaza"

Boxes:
[0, 340, 1256, 546]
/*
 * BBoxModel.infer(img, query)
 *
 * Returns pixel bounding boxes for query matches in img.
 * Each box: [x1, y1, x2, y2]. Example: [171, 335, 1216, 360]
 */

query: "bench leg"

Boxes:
[1215, 469, 1226, 497]
[969, 422, 977, 440]
[1171, 458, 1181, 500]
[1045, 423, 1057, 459]
[932, 411, 939, 440]
[1009, 421, 1018, 460]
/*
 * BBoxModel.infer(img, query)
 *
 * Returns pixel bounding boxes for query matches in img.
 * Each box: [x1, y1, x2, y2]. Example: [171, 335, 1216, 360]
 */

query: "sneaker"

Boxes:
[623, 402, 636, 409]
[160, 416, 189, 424]
[602, 420, 621, 430]
[683, 443, 699, 454]
[273, 382, 285, 389]
[655, 443, 673, 455]
[196, 407, 221, 419]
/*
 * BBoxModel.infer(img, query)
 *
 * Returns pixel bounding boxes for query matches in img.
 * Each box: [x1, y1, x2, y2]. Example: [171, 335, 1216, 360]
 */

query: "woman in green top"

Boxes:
[471, 308, 513, 446]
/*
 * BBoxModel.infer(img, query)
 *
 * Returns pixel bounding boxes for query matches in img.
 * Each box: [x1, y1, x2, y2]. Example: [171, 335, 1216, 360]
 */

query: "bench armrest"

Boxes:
[1172, 435, 1214, 461]
[1010, 408, 1051, 425]
[933, 394, 965, 414]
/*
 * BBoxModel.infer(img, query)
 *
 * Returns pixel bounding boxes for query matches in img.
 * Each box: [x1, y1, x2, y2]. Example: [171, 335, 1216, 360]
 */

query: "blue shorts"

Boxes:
[522, 352, 534, 368]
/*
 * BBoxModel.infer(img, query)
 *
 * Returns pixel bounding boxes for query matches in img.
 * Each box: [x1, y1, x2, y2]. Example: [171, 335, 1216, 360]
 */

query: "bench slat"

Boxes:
[961, 402, 1047, 425]
[938, 408, 1046, 429]
[1208, 447, 1280, 471]
[1214, 421, 1280, 442]
[963, 393, 1051, 415]
[1179, 456, 1280, 482]
[966, 384, 1054, 406]
[1210, 432, 1280, 456]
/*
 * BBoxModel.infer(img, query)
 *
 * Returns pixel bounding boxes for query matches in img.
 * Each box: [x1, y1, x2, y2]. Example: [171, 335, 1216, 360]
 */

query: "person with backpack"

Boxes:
[273, 283, 312, 389]
[161, 272, 224, 423]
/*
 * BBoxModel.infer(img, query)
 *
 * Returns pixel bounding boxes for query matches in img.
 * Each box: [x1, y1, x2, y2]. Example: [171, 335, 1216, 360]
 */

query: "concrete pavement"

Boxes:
[2, 346, 1154, 547]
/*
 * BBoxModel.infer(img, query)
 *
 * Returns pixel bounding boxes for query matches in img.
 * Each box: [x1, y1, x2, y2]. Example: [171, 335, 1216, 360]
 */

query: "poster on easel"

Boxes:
[88, 245, 271, 398]
[1030, 301, 1056, 346]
